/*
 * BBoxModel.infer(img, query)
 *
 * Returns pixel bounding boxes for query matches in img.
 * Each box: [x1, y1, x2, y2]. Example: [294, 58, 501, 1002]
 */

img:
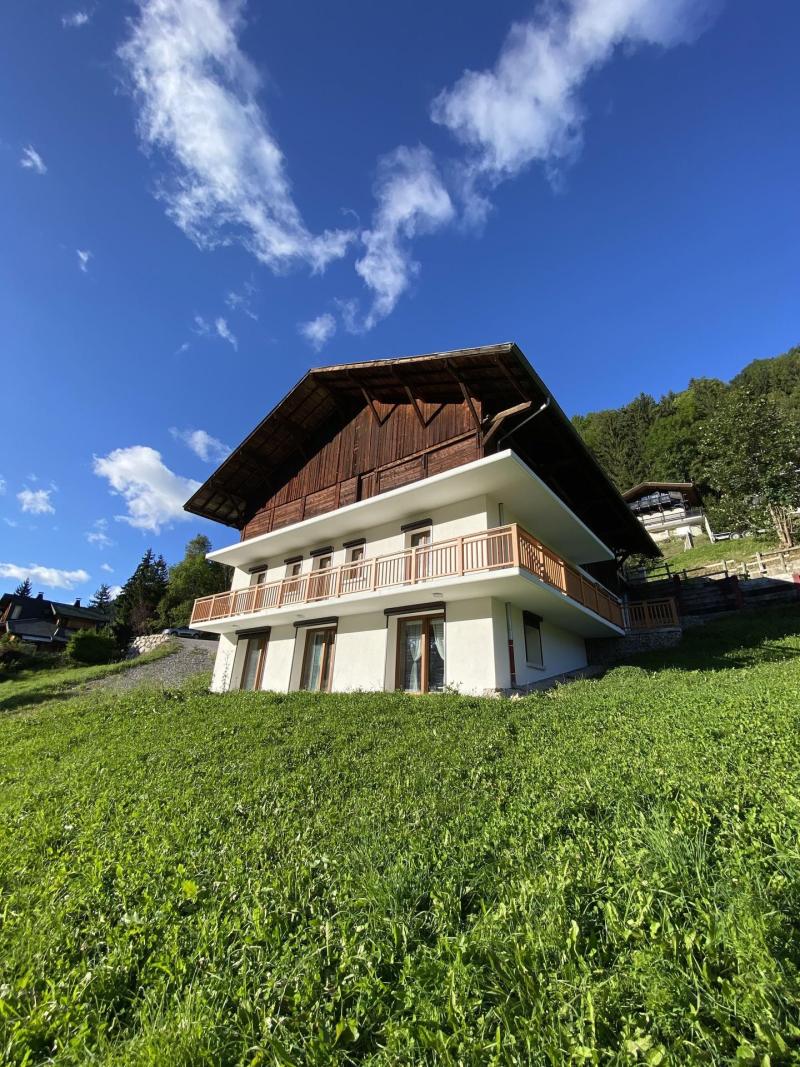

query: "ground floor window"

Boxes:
[300, 626, 336, 692]
[396, 614, 445, 693]
[523, 611, 543, 669]
[239, 632, 268, 691]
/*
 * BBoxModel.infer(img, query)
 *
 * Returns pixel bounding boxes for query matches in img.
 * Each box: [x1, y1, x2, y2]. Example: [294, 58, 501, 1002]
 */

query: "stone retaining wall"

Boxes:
[126, 633, 172, 659]
[587, 627, 683, 667]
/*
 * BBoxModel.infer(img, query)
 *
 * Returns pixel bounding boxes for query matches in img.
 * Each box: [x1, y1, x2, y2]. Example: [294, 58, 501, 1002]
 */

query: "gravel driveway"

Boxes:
[85, 638, 217, 693]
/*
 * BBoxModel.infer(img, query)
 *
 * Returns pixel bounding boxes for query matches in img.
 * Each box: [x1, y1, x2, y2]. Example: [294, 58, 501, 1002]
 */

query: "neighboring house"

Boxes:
[185, 343, 657, 695]
[0, 592, 107, 650]
[622, 481, 714, 545]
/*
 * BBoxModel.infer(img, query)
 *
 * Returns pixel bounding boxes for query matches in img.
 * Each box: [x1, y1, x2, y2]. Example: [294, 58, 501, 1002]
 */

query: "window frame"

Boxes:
[395, 612, 445, 693]
[239, 631, 269, 691]
[523, 611, 544, 669]
[299, 625, 337, 692]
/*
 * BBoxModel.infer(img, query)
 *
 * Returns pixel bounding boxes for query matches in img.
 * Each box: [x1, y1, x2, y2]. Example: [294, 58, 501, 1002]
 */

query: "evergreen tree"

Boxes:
[114, 549, 169, 636]
[156, 535, 231, 628]
[13, 578, 33, 598]
[90, 583, 114, 614]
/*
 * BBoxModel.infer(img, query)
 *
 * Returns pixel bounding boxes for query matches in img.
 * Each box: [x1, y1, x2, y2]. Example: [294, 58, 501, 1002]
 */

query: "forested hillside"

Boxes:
[572, 344, 800, 544]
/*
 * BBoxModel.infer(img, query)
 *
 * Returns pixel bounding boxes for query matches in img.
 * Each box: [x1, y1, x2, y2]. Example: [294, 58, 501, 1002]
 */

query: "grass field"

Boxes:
[653, 535, 778, 571]
[0, 640, 179, 716]
[1, 610, 800, 1064]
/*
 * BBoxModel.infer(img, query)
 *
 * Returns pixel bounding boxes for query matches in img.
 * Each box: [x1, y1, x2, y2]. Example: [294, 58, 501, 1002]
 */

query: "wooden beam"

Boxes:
[481, 400, 534, 447]
[494, 354, 529, 402]
[444, 360, 481, 430]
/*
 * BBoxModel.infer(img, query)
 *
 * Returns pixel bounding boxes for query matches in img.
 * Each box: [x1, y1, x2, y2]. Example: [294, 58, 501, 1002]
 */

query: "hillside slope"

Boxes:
[2, 609, 800, 1065]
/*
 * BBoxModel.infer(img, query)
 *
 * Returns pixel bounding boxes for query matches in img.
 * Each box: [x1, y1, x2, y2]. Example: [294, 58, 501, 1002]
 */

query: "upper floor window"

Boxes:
[250, 568, 268, 587]
[348, 544, 365, 564]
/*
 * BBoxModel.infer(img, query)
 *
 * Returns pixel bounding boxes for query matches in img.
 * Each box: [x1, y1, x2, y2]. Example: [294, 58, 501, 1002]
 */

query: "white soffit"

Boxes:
[208, 450, 614, 568]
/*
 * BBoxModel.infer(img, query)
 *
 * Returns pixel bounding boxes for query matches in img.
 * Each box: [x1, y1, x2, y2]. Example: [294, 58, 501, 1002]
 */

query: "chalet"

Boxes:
[623, 481, 714, 545]
[0, 592, 108, 649]
[185, 343, 658, 694]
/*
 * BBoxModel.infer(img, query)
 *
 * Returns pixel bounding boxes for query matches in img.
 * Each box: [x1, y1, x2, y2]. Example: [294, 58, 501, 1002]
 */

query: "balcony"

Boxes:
[191, 523, 625, 630]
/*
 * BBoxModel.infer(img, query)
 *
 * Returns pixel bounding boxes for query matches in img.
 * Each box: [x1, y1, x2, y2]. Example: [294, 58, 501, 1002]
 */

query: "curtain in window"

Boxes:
[404, 621, 423, 691]
[305, 631, 326, 690]
[429, 618, 445, 692]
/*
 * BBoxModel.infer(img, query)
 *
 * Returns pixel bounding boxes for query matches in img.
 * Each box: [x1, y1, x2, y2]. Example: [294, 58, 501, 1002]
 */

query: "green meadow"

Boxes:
[2, 609, 799, 1065]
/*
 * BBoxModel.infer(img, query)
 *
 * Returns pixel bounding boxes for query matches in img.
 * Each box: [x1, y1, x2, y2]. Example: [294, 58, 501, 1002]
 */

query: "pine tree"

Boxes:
[114, 549, 169, 636]
[90, 583, 114, 614]
[14, 578, 33, 598]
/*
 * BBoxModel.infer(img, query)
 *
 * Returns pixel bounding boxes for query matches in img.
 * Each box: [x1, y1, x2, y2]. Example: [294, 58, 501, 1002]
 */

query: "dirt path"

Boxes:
[84, 638, 217, 693]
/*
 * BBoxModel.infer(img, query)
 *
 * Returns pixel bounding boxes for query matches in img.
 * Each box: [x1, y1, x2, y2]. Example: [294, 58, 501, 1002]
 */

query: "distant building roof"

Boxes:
[6, 618, 67, 644]
[49, 599, 108, 622]
[622, 481, 701, 506]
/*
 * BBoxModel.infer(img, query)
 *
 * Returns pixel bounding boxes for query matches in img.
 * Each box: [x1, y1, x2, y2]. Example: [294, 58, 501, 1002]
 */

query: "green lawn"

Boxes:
[0, 640, 179, 715]
[653, 535, 778, 572]
[1, 610, 800, 1064]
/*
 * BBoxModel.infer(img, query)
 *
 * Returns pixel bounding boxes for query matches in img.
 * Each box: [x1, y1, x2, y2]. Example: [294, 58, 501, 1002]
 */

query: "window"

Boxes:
[396, 614, 445, 693]
[300, 626, 336, 691]
[288, 560, 302, 577]
[409, 529, 430, 549]
[315, 554, 332, 570]
[348, 544, 365, 564]
[523, 611, 543, 669]
[250, 568, 268, 586]
[239, 632, 269, 691]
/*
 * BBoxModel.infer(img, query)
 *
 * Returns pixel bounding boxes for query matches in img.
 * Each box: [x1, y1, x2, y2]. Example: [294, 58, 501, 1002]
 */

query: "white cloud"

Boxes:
[193, 314, 210, 335]
[93, 445, 200, 533]
[108, 584, 124, 599]
[100, 562, 115, 573]
[0, 562, 90, 591]
[175, 341, 190, 355]
[62, 10, 91, 28]
[353, 145, 454, 330]
[18, 488, 55, 515]
[20, 145, 47, 175]
[77, 249, 92, 273]
[0, 475, 5, 494]
[86, 518, 114, 548]
[225, 280, 258, 319]
[298, 312, 336, 351]
[215, 316, 237, 349]
[3, 518, 19, 528]
[119, 0, 354, 272]
[170, 427, 231, 463]
[431, 0, 719, 195]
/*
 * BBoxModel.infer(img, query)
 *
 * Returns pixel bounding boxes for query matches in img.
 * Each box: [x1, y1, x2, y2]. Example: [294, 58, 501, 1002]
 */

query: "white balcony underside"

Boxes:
[191, 567, 624, 639]
[207, 450, 614, 569]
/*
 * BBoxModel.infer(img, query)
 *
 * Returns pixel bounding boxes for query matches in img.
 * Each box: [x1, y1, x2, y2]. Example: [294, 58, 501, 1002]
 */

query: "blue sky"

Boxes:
[1, 0, 798, 600]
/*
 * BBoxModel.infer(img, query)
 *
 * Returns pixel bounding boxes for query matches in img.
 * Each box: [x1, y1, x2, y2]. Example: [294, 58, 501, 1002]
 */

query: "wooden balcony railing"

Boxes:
[190, 523, 625, 629]
[625, 598, 680, 630]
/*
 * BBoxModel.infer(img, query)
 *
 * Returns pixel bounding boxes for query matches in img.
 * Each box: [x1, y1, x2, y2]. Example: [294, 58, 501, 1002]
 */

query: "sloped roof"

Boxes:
[6, 619, 66, 643]
[184, 342, 657, 557]
[49, 600, 108, 622]
[623, 481, 701, 505]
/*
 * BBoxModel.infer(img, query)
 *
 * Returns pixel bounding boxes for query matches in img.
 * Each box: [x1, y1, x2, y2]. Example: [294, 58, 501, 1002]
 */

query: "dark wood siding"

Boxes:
[241, 400, 481, 539]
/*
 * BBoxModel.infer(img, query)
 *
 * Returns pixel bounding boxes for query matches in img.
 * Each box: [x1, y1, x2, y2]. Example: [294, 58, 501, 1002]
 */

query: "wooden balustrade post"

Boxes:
[457, 535, 464, 576]
[511, 525, 520, 568]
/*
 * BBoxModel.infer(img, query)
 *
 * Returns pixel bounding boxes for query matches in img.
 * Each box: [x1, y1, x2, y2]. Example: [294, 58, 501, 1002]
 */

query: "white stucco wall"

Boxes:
[260, 625, 296, 692]
[331, 612, 387, 692]
[210, 633, 237, 692]
[444, 597, 504, 694]
[507, 604, 587, 685]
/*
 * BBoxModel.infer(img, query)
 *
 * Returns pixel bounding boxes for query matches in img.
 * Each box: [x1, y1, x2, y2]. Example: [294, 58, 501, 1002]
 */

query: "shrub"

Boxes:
[66, 629, 118, 665]
[0, 635, 38, 671]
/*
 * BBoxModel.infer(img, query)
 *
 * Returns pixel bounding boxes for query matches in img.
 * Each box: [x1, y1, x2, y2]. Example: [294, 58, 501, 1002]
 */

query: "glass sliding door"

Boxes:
[397, 615, 445, 693]
[300, 627, 336, 692]
[240, 632, 268, 691]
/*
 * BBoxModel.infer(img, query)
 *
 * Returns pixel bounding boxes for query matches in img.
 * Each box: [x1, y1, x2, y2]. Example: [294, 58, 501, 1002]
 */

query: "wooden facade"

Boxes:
[185, 344, 657, 560]
[241, 399, 482, 540]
